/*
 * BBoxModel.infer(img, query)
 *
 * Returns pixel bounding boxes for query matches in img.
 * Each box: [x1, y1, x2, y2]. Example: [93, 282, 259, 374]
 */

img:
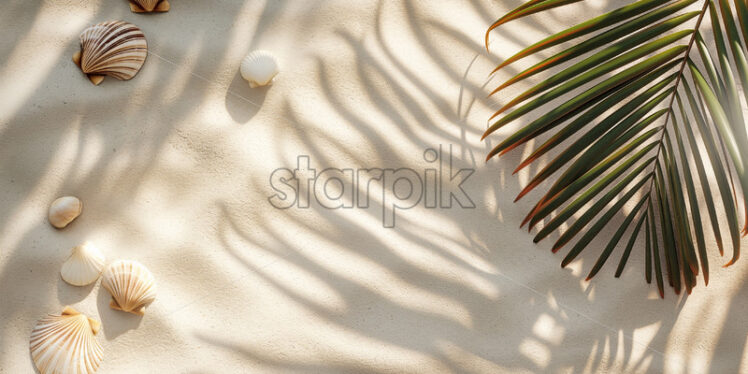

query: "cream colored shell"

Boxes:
[240, 50, 279, 88]
[73, 21, 148, 85]
[48, 196, 82, 229]
[29, 306, 103, 374]
[101, 260, 156, 315]
[61, 242, 105, 286]
[129, 0, 170, 12]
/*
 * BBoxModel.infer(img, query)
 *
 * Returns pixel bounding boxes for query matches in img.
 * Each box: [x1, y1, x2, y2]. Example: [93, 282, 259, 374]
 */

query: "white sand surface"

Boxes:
[1, 1, 747, 373]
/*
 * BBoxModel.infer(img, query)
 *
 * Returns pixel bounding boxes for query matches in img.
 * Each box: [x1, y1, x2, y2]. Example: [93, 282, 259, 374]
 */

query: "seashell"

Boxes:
[30, 306, 103, 374]
[73, 21, 148, 85]
[128, 0, 170, 13]
[48, 196, 83, 229]
[240, 50, 279, 88]
[61, 242, 106, 286]
[101, 260, 156, 315]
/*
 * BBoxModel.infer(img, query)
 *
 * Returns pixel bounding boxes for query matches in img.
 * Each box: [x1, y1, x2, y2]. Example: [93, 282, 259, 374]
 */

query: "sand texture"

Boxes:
[1, 0, 747, 373]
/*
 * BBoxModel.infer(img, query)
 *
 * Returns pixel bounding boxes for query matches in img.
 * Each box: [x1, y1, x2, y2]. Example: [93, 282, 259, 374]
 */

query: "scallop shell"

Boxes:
[48, 196, 83, 229]
[240, 50, 279, 88]
[30, 306, 103, 374]
[61, 242, 105, 286]
[129, 0, 170, 13]
[73, 21, 147, 85]
[101, 260, 156, 315]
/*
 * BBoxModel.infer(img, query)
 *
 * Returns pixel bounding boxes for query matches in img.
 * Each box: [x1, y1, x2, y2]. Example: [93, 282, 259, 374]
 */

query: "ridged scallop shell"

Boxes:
[101, 260, 156, 315]
[240, 50, 279, 88]
[48, 196, 83, 229]
[73, 21, 147, 85]
[30, 306, 103, 374]
[61, 242, 105, 286]
[129, 0, 170, 13]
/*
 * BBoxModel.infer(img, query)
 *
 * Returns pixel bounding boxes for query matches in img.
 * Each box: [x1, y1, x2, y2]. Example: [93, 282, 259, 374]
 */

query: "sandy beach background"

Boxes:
[1, 0, 747, 373]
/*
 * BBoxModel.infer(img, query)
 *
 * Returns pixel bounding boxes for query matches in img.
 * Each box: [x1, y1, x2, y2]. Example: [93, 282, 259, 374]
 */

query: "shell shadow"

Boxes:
[55, 278, 96, 305]
[95, 286, 143, 340]
[224, 71, 269, 124]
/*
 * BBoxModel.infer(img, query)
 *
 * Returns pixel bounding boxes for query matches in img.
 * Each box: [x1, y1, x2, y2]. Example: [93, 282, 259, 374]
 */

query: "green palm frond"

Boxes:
[484, 0, 748, 297]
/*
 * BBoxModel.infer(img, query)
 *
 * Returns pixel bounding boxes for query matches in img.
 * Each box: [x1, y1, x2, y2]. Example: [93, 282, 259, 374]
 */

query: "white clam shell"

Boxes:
[61, 242, 105, 286]
[240, 50, 279, 88]
[48, 196, 83, 229]
[101, 260, 156, 315]
[74, 21, 147, 85]
[30, 307, 103, 374]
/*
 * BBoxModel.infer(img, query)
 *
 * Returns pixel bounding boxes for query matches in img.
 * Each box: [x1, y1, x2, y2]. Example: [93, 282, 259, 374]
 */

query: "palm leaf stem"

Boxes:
[644, 1, 710, 178]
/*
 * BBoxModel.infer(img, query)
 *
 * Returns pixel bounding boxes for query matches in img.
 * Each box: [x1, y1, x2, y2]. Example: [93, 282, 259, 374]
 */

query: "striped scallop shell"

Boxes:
[29, 307, 103, 374]
[101, 260, 156, 315]
[74, 21, 147, 85]
[129, 0, 170, 12]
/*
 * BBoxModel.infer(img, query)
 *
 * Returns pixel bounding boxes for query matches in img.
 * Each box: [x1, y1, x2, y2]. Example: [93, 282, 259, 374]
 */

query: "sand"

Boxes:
[1, 0, 747, 373]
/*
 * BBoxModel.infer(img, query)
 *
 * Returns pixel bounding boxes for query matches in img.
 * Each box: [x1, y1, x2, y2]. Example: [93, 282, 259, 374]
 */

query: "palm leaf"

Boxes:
[484, 0, 748, 297]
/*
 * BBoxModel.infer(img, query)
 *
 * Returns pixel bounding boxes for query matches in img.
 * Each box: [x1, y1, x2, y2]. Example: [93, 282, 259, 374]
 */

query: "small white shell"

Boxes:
[61, 242, 105, 286]
[48, 196, 83, 229]
[30, 306, 103, 374]
[101, 260, 156, 315]
[240, 50, 279, 88]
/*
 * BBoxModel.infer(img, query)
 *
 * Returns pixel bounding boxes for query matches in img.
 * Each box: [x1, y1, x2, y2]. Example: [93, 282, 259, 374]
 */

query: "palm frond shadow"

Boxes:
[189, 1, 747, 373]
